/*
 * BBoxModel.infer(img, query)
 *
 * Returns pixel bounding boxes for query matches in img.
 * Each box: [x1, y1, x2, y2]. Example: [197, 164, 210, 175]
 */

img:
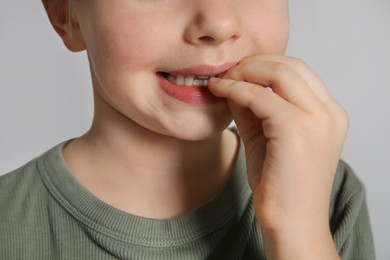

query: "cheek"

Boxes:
[83, 28, 168, 117]
[87, 24, 158, 77]
[82, 10, 174, 84]
[246, 3, 290, 54]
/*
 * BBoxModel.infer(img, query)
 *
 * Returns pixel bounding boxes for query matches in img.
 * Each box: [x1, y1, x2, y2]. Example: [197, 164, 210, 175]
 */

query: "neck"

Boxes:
[63, 105, 239, 219]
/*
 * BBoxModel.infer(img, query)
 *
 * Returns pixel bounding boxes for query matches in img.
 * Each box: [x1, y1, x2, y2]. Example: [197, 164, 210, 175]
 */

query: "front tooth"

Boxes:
[193, 79, 204, 86]
[176, 76, 185, 85]
[166, 74, 212, 86]
[185, 76, 195, 86]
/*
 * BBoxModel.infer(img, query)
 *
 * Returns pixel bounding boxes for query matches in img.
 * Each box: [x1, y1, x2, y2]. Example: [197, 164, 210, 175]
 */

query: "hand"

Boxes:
[209, 55, 348, 259]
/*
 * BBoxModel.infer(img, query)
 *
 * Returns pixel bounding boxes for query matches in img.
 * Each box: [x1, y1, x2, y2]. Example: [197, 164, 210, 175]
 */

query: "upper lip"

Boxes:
[162, 62, 237, 77]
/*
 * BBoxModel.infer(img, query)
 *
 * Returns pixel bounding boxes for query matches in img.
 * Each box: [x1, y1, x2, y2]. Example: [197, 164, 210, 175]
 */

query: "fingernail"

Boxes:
[209, 77, 221, 83]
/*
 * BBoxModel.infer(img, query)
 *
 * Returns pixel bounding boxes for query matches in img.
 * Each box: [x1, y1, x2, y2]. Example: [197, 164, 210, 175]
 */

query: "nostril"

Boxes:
[198, 35, 215, 43]
[197, 32, 239, 45]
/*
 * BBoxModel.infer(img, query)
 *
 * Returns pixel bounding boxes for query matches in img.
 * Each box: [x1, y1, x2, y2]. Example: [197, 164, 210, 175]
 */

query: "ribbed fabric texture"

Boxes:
[0, 141, 375, 259]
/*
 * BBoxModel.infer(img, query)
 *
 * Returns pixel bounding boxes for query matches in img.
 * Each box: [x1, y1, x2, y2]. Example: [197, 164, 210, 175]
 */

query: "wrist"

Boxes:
[254, 200, 339, 260]
[258, 220, 339, 260]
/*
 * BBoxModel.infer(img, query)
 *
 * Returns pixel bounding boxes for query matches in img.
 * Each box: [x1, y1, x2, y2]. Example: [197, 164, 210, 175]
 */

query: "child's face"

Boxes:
[73, 0, 289, 140]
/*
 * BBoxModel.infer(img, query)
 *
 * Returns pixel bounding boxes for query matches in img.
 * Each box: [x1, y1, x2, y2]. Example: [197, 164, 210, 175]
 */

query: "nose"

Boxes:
[184, 0, 242, 46]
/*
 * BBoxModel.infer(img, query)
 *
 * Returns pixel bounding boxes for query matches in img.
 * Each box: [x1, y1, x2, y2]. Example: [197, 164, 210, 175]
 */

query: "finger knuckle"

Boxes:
[289, 57, 307, 68]
[271, 62, 290, 78]
[334, 106, 350, 133]
[230, 80, 242, 90]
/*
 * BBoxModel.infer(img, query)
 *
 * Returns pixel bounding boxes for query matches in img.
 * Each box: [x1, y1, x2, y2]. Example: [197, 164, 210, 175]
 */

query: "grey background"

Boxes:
[1, 1, 389, 259]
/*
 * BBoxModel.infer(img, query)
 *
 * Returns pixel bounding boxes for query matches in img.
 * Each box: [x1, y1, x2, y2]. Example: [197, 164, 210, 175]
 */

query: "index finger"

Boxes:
[224, 58, 320, 110]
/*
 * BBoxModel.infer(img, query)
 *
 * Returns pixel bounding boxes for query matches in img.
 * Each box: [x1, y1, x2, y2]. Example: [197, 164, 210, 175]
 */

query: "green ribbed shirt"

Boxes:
[0, 142, 375, 259]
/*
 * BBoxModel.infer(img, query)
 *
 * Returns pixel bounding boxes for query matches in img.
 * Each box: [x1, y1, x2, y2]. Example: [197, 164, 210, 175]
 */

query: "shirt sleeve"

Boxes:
[329, 160, 376, 259]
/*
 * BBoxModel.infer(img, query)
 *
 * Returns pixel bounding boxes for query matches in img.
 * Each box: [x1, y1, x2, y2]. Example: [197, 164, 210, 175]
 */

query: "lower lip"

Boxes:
[157, 74, 225, 105]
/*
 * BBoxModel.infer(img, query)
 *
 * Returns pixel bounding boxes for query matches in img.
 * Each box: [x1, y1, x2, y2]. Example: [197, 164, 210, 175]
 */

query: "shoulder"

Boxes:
[329, 160, 376, 259]
[0, 158, 44, 198]
[0, 150, 59, 257]
[0, 142, 68, 204]
[330, 160, 367, 225]
[0, 142, 69, 216]
[0, 157, 48, 218]
[330, 160, 366, 212]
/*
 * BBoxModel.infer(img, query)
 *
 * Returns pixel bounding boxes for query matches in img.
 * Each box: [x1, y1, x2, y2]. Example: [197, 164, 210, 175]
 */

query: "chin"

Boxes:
[161, 117, 233, 142]
[137, 101, 233, 141]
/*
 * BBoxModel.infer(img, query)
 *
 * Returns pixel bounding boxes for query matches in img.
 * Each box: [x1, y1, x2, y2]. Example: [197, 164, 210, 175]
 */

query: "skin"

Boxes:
[43, 0, 347, 258]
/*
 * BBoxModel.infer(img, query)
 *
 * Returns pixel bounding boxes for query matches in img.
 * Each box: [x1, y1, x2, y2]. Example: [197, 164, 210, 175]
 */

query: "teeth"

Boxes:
[176, 76, 185, 85]
[185, 76, 195, 86]
[196, 75, 211, 80]
[193, 79, 206, 86]
[165, 74, 218, 87]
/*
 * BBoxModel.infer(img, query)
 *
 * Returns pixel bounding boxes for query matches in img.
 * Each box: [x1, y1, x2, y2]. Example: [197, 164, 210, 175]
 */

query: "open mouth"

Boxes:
[160, 72, 224, 87]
